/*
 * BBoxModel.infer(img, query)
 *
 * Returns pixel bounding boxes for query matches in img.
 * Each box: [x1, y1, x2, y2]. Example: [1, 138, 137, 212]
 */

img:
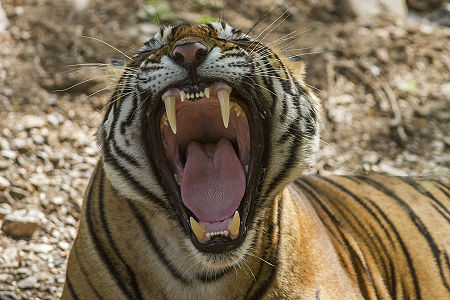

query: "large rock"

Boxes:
[1, 209, 43, 238]
[335, 0, 407, 19]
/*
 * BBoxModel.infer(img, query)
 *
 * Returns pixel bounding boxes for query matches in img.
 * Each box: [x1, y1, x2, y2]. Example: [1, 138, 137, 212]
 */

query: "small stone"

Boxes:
[26, 243, 53, 254]
[17, 276, 38, 289]
[0, 159, 10, 170]
[47, 114, 60, 126]
[29, 173, 51, 187]
[0, 176, 10, 191]
[12, 138, 28, 150]
[22, 115, 46, 129]
[58, 241, 70, 250]
[0, 291, 19, 300]
[362, 152, 379, 164]
[65, 215, 77, 226]
[0, 203, 12, 218]
[9, 186, 28, 200]
[0, 273, 11, 282]
[1, 209, 43, 238]
[51, 196, 64, 206]
[31, 134, 45, 145]
[0, 149, 17, 159]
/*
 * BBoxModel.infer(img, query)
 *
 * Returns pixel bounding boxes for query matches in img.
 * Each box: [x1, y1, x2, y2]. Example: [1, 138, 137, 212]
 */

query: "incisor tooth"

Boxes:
[190, 217, 206, 240]
[186, 93, 191, 100]
[204, 87, 210, 98]
[180, 90, 186, 102]
[217, 89, 230, 128]
[195, 92, 200, 98]
[163, 96, 177, 134]
[199, 91, 204, 97]
[228, 211, 240, 237]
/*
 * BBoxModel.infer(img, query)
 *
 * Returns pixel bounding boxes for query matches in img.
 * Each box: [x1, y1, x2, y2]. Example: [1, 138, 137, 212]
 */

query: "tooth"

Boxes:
[228, 211, 240, 237]
[160, 112, 168, 129]
[163, 96, 177, 134]
[217, 90, 230, 128]
[186, 93, 191, 100]
[180, 90, 186, 102]
[195, 92, 200, 98]
[204, 87, 210, 98]
[224, 230, 229, 236]
[199, 91, 204, 97]
[190, 217, 206, 240]
[245, 165, 248, 175]
[174, 174, 181, 185]
[191, 93, 195, 98]
[206, 233, 211, 238]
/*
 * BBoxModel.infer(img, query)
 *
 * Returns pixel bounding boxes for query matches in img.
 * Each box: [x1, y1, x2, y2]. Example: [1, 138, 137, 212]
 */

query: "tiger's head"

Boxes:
[98, 22, 320, 269]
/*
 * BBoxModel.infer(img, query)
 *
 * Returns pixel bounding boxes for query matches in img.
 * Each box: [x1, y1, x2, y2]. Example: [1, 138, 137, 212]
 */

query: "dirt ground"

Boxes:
[0, 0, 448, 298]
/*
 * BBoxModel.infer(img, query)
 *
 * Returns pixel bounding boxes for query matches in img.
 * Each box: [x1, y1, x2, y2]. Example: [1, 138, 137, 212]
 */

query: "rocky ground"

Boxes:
[0, 0, 448, 299]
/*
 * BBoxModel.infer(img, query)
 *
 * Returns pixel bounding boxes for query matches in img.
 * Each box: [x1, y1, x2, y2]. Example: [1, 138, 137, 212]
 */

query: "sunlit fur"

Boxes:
[62, 22, 450, 299]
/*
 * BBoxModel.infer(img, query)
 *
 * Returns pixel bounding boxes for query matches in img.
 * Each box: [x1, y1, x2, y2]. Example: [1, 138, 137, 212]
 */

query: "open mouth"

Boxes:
[148, 81, 261, 253]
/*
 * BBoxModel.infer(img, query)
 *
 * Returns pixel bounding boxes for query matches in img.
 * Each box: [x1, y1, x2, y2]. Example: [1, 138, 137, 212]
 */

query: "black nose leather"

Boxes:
[172, 42, 208, 66]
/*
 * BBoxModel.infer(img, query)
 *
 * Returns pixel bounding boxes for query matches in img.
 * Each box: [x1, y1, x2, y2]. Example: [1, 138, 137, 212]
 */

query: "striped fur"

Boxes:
[62, 23, 450, 299]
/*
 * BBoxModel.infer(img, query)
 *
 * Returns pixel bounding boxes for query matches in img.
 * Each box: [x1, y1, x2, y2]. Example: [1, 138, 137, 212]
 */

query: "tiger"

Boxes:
[61, 22, 450, 299]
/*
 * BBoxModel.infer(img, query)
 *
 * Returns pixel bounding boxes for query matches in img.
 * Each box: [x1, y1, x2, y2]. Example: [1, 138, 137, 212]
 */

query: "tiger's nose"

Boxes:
[172, 42, 208, 65]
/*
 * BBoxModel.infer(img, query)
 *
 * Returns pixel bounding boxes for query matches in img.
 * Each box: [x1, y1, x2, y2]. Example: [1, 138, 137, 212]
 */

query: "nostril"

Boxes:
[172, 42, 208, 65]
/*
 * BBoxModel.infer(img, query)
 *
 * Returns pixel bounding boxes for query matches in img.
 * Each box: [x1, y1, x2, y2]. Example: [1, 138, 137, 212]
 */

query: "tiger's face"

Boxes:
[99, 22, 320, 265]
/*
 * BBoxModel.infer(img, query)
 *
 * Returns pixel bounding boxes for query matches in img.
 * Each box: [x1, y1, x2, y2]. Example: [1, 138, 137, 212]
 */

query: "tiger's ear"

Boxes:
[286, 55, 305, 81]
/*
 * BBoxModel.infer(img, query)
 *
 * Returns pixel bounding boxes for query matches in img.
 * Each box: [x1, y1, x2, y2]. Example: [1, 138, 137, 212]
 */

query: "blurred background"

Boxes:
[0, 0, 448, 298]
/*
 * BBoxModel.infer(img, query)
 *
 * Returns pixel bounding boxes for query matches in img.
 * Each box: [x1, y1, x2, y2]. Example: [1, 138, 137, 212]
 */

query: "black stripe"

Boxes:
[98, 173, 144, 300]
[103, 142, 172, 212]
[399, 177, 450, 216]
[73, 243, 104, 300]
[110, 134, 140, 167]
[126, 199, 191, 284]
[265, 124, 303, 196]
[84, 168, 131, 298]
[320, 176, 422, 298]
[358, 176, 450, 291]
[120, 93, 138, 135]
[246, 196, 283, 300]
[296, 179, 376, 299]
[65, 276, 80, 300]
[303, 177, 396, 294]
[316, 289, 320, 300]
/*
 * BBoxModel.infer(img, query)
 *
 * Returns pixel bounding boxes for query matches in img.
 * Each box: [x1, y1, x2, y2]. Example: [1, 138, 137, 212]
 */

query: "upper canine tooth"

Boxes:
[217, 89, 230, 128]
[204, 87, 210, 98]
[228, 211, 240, 237]
[180, 90, 186, 102]
[162, 95, 177, 134]
[190, 217, 206, 240]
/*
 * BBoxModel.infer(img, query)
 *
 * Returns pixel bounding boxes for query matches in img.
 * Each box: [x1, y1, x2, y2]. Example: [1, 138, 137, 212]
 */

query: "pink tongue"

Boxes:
[181, 138, 245, 223]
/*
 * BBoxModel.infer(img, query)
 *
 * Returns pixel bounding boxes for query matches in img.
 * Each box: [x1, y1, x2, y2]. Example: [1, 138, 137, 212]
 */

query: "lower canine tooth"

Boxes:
[162, 96, 177, 134]
[228, 211, 240, 237]
[190, 217, 206, 240]
[217, 89, 230, 128]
